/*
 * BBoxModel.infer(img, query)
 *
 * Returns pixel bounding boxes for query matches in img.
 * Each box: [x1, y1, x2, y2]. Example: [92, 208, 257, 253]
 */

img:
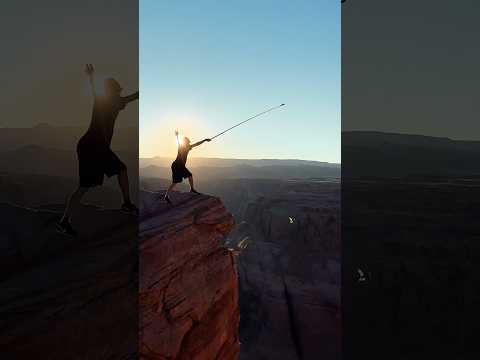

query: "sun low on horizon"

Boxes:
[140, 0, 340, 163]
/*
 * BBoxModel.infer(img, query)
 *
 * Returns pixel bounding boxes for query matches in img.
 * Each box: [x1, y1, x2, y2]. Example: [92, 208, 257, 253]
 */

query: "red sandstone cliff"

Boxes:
[139, 190, 240, 360]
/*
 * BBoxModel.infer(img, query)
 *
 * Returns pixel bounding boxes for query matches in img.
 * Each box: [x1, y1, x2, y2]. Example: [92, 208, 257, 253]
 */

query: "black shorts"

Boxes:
[77, 136, 126, 188]
[171, 159, 192, 183]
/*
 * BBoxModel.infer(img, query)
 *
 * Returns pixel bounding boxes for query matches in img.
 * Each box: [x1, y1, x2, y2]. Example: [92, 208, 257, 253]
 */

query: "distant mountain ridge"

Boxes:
[140, 149, 341, 181]
[140, 156, 340, 169]
[0, 145, 137, 181]
[343, 131, 480, 178]
[0, 123, 137, 152]
[343, 131, 480, 150]
[141, 164, 340, 180]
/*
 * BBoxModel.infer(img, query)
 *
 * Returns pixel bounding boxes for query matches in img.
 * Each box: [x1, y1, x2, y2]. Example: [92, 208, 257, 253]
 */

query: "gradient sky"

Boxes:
[0, 0, 138, 130]
[343, 0, 480, 140]
[140, 0, 340, 163]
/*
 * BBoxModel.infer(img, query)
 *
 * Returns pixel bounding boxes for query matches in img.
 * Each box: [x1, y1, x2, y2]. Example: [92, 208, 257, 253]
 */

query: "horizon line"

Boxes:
[140, 155, 340, 164]
[342, 129, 480, 142]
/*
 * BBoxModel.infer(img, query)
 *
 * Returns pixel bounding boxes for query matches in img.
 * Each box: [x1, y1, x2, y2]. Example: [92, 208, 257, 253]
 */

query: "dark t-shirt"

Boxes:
[85, 96, 126, 147]
[175, 144, 192, 165]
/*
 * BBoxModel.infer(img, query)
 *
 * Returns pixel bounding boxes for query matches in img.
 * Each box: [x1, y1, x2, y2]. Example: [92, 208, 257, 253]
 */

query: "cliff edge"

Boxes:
[139, 190, 240, 360]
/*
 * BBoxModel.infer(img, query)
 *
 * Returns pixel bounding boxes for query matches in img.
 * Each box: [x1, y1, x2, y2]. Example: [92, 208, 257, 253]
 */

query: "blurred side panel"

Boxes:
[343, 0, 480, 359]
[0, 1, 139, 358]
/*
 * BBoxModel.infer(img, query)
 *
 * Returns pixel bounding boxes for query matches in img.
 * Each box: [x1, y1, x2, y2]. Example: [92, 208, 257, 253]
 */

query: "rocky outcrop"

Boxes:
[139, 179, 341, 359]
[0, 203, 137, 358]
[139, 191, 240, 360]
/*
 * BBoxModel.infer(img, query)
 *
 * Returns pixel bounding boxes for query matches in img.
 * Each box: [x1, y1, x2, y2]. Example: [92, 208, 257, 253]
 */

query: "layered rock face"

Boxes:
[0, 203, 137, 358]
[231, 181, 341, 360]
[139, 191, 240, 360]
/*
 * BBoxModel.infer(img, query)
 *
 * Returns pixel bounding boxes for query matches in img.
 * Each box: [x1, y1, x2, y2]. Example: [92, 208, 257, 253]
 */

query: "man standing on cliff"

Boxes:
[164, 130, 211, 204]
[57, 64, 139, 236]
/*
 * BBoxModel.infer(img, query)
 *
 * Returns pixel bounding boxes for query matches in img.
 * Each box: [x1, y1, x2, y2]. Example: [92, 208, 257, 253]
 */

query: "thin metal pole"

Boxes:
[210, 104, 285, 140]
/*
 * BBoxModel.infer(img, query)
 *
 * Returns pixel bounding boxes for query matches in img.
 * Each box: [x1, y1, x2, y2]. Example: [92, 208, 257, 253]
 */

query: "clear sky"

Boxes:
[140, 0, 340, 163]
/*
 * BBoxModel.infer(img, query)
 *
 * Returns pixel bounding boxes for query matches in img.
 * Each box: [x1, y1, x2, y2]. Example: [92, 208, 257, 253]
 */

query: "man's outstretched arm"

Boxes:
[123, 91, 139, 104]
[190, 138, 211, 148]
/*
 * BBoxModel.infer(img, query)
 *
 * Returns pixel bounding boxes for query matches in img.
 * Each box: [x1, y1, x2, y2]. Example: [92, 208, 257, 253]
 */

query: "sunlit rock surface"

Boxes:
[139, 190, 240, 360]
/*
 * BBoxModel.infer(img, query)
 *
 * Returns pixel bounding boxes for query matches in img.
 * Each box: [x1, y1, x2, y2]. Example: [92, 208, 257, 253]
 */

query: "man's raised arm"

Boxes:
[85, 64, 96, 98]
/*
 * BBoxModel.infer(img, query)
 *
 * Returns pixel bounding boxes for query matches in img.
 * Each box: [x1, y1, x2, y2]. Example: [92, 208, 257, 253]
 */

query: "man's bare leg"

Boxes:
[61, 186, 88, 223]
[57, 186, 88, 236]
[118, 168, 131, 204]
[188, 176, 199, 194]
[165, 182, 176, 196]
[164, 183, 176, 204]
[118, 169, 139, 214]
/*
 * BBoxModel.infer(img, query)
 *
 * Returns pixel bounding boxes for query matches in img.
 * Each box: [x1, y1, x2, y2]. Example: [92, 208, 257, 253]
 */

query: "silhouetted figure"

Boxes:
[57, 64, 139, 236]
[164, 130, 211, 204]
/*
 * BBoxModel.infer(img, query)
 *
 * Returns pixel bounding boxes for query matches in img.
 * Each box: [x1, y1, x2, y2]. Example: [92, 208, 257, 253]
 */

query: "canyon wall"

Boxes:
[139, 191, 240, 360]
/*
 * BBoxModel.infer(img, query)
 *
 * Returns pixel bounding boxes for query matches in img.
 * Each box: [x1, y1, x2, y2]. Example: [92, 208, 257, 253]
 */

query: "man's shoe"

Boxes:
[56, 220, 78, 237]
[122, 201, 139, 215]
